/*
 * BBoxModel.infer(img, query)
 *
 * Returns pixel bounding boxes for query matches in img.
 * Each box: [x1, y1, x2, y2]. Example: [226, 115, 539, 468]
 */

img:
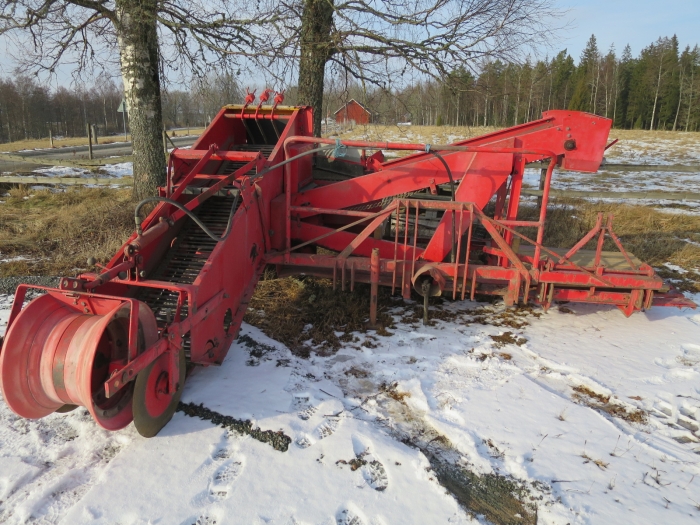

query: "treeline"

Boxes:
[0, 75, 124, 143]
[1, 34, 698, 143]
[0, 72, 242, 143]
[326, 35, 700, 131]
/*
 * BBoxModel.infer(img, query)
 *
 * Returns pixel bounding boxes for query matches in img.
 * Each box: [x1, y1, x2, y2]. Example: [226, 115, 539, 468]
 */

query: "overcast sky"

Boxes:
[0, 0, 697, 86]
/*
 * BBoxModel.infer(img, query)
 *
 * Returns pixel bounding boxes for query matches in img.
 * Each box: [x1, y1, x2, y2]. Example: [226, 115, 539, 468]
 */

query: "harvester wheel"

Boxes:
[132, 347, 186, 437]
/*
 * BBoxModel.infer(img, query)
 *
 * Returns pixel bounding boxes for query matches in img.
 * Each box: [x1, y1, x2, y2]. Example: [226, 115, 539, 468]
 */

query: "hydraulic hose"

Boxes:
[427, 150, 457, 263]
[134, 192, 240, 243]
[251, 146, 335, 180]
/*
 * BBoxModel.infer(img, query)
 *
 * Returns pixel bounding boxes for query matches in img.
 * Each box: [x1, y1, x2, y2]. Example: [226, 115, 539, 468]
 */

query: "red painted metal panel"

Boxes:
[0, 104, 692, 434]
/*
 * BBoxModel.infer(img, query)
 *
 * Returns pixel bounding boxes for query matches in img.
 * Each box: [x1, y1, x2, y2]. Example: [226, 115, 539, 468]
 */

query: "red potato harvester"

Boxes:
[0, 95, 694, 437]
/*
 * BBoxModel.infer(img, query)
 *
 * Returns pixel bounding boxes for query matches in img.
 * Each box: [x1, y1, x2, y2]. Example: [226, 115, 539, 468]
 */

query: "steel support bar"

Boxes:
[369, 248, 379, 327]
[169, 144, 217, 199]
[171, 150, 260, 162]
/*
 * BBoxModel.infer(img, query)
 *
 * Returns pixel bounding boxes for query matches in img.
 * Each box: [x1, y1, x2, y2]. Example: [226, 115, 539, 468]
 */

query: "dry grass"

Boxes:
[608, 128, 700, 143]
[572, 385, 647, 424]
[489, 331, 527, 348]
[0, 128, 205, 152]
[0, 186, 134, 276]
[1, 134, 129, 152]
[243, 274, 396, 357]
[332, 123, 501, 144]
[331, 124, 700, 163]
[606, 128, 700, 163]
[380, 381, 412, 402]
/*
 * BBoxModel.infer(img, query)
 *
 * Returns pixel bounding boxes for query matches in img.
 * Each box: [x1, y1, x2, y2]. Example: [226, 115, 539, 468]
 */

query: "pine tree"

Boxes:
[569, 35, 599, 112]
[615, 45, 634, 127]
[658, 35, 680, 129]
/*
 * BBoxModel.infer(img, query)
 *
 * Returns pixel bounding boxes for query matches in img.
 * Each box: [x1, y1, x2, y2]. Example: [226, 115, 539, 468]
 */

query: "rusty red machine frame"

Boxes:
[0, 100, 694, 436]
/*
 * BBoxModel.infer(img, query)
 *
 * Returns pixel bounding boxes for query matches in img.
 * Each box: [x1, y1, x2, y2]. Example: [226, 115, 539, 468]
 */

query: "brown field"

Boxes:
[0, 127, 205, 152]
[333, 124, 700, 164]
[0, 187, 134, 276]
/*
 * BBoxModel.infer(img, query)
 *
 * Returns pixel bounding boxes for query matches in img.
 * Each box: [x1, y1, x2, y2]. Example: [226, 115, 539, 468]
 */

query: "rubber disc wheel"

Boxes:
[132, 348, 186, 438]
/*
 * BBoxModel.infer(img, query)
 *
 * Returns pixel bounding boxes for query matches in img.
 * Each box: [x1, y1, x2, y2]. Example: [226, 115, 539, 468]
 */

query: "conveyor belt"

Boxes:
[138, 194, 241, 326]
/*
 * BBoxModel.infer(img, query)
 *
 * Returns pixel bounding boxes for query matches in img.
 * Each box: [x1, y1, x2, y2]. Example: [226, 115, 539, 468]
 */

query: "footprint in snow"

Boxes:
[680, 343, 700, 366]
[186, 507, 224, 525]
[362, 460, 389, 491]
[298, 405, 318, 421]
[212, 445, 234, 461]
[336, 506, 366, 525]
[210, 459, 244, 499]
[295, 433, 316, 449]
[352, 435, 388, 491]
[292, 393, 318, 420]
[316, 418, 340, 439]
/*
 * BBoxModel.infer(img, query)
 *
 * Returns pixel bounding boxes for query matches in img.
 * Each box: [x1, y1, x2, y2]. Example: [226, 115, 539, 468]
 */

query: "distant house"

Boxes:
[334, 99, 371, 125]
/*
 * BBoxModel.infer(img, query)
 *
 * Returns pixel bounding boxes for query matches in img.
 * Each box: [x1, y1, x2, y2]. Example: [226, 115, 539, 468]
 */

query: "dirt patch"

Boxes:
[572, 385, 648, 424]
[471, 304, 541, 329]
[399, 302, 541, 330]
[237, 333, 277, 366]
[244, 275, 396, 357]
[373, 389, 541, 525]
[177, 402, 292, 452]
[490, 332, 527, 348]
[337, 368, 548, 524]
[429, 458, 538, 525]
[380, 381, 412, 402]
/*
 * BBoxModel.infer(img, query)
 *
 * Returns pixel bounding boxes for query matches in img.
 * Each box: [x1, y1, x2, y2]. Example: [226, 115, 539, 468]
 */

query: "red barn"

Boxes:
[334, 99, 371, 125]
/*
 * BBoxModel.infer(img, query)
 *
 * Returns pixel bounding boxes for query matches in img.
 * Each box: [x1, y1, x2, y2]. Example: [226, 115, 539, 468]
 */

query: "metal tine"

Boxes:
[453, 204, 464, 301]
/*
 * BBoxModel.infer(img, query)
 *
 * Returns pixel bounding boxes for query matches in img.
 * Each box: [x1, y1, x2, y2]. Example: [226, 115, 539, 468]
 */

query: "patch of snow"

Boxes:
[32, 166, 92, 178]
[1, 292, 699, 523]
[97, 162, 132, 178]
[0, 255, 31, 263]
[26, 163, 133, 180]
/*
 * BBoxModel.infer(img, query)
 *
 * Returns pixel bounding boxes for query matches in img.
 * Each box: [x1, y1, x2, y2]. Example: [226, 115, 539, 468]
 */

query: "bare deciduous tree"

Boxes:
[0, 0, 258, 197]
[2, 0, 563, 195]
[254, 0, 563, 135]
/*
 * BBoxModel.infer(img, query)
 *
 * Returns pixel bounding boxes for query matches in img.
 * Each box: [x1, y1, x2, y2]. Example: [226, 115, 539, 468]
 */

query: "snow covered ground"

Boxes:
[30, 163, 133, 179]
[1, 292, 699, 525]
[604, 137, 700, 166]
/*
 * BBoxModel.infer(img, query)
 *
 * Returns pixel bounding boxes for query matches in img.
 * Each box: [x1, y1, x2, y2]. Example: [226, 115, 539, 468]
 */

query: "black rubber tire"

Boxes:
[132, 348, 186, 438]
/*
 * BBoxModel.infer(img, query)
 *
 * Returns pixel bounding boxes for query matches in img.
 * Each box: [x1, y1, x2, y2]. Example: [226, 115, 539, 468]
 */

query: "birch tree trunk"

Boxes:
[115, 0, 166, 200]
[650, 54, 664, 131]
[686, 66, 695, 132]
[297, 0, 334, 137]
[673, 68, 684, 131]
[514, 71, 522, 126]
